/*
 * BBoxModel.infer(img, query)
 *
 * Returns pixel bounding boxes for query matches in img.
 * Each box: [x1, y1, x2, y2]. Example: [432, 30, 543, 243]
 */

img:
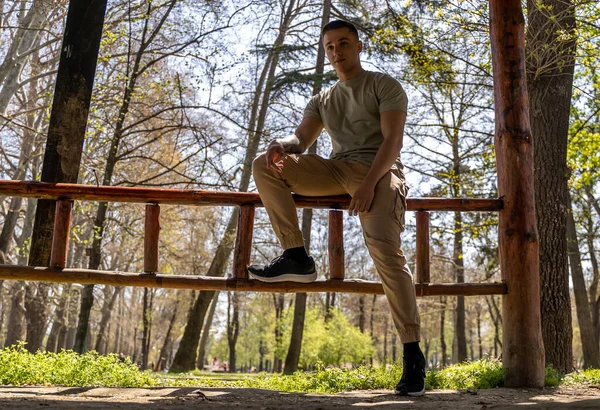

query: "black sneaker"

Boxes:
[394, 353, 426, 397]
[248, 254, 317, 283]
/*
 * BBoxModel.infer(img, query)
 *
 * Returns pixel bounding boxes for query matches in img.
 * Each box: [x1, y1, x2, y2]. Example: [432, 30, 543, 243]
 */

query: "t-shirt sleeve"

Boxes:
[303, 94, 322, 120]
[377, 75, 408, 113]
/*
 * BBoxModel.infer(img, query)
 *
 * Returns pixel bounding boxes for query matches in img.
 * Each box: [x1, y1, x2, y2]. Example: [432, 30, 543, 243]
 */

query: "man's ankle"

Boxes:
[403, 341, 423, 357]
[283, 246, 309, 263]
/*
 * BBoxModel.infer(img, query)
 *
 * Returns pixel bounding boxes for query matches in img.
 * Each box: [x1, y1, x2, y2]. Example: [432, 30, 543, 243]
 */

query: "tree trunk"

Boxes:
[227, 291, 240, 373]
[197, 291, 219, 370]
[141, 288, 154, 370]
[283, 0, 331, 375]
[273, 293, 285, 373]
[28, 0, 108, 353]
[46, 284, 71, 352]
[526, 0, 576, 374]
[156, 304, 178, 372]
[440, 296, 447, 366]
[566, 193, 600, 368]
[4, 283, 26, 346]
[170, 0, 297, 372]
[94, 287, 121, 354]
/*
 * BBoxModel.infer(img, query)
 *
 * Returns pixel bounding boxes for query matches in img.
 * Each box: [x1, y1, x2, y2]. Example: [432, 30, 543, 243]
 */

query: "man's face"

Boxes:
[323, 28, 362, 74]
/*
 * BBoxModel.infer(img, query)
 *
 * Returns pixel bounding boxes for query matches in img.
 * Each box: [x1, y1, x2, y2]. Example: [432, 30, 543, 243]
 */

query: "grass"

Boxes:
[1, 345, 599, 393]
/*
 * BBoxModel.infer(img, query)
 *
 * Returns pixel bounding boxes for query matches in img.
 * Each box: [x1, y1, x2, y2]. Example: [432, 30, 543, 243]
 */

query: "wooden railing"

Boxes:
[0, 180, 507, 296]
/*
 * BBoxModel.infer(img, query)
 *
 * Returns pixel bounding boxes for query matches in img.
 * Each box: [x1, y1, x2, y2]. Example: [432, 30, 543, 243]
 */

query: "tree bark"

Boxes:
[156, 304, 178, 372]
[526, 0, 576, 374]
[227, 291, 240, 373]
[440, 296, 447, 366]
[566, 193, 600, 368]
[28, 0, 108, 353]
[283, 0, 331, 375]
[4, 283, 26, 346]
[94, 287, 121, 354]
[170, 0, 297, 372]
[46, 284, 71, 352]
[197, 291, 219, 370]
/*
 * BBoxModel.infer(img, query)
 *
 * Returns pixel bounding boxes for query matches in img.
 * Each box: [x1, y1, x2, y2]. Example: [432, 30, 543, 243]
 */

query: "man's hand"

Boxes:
[266, 140, 285, 172]
[349, 181, 376, 216]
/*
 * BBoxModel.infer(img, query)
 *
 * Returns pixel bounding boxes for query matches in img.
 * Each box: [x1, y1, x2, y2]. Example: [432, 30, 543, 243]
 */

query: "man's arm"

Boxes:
[265, 116, 323, 171]
[348, 110, 407, 215]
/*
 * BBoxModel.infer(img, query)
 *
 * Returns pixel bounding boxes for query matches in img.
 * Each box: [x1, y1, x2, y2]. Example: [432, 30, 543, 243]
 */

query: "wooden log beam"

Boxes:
[0, 181, 503, 212]
[490, 0, 545, 387]
[233, 205, 255, 279]
[0, 265, 507, 296]
[144, 204, 160, 273]
[50, 200, 73, 269]
[328, 210, 345, 280]
[415, 211, 430, 284]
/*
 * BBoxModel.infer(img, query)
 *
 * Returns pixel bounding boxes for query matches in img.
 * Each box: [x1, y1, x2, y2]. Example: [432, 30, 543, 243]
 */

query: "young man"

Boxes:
[248, 20, 426, 396]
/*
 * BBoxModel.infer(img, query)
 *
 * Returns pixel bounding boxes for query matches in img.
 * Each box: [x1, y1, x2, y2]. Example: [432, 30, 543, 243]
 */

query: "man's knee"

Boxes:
[252, 153, 269, 179]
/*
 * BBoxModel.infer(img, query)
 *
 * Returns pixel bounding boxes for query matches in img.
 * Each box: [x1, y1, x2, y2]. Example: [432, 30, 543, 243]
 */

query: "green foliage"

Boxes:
[244, 363, 402, 393]
[3, 348, 598, 393]
[0, 344, 156, 387]
[545, 365, 562, 387]
[426, 360, 505, 390]
[562, 369, 600, 386]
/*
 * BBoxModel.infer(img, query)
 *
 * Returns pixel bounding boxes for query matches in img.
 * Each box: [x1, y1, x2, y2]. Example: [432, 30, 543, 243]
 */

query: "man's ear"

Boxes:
[357, 40, 363, 53]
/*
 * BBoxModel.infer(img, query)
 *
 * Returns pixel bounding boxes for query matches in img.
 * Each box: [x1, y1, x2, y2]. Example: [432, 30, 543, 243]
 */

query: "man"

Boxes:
[248, 20, 426, 396]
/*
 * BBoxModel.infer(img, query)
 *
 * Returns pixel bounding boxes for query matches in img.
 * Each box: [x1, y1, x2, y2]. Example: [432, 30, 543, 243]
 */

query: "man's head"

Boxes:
[322, 20, 362, 77]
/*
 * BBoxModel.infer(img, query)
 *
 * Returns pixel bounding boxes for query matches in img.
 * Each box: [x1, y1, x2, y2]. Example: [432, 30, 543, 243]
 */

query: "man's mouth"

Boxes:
[334, 58, 345, 64]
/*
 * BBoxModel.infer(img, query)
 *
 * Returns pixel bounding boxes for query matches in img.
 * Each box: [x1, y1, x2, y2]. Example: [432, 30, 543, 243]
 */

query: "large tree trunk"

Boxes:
[4, 283, 26, 346]
[226, 291, 240, 373]
[440, 296, 447, 366]
[156, 303, 178, 371]
[141, 288, 154, 370]
[27, 0, 108, 353]
[94, 287, 121, 354]
[197, 291, 219, 370]
[453, 212, 467, 362]
[170, 0, 297, 372]
[283, 0, 331, 375]
[567, 193, 600, 368]
[526, 0, 576, 373]
[46, 284, 71, 352]
[273, 293, 285, 373]
[73, 1, 177, 353]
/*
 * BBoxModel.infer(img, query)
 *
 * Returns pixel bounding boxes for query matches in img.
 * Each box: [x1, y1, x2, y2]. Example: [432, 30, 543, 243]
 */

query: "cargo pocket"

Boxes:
[391, 178, 408, 232]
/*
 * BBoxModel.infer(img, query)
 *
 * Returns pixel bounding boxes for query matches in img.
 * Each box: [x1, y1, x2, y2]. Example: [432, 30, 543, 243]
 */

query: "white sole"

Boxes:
[248, 271, 317, 283]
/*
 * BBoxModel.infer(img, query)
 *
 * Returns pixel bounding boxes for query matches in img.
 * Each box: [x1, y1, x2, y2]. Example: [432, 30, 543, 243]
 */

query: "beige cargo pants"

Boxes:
[252, 152, 420, 343]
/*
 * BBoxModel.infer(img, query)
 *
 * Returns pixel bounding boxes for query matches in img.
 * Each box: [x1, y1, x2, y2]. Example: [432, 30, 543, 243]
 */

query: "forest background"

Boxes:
[0, 0, 598, 376]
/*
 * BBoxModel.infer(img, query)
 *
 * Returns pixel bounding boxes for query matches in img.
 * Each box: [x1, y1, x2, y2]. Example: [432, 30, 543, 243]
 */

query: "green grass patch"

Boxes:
[2, 346, 599, 392]
[0, 344, 156, 387]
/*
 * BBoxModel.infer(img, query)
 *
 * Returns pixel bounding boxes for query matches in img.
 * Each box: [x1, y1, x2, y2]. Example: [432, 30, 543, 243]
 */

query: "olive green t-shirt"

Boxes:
[303, 70, 408, 171]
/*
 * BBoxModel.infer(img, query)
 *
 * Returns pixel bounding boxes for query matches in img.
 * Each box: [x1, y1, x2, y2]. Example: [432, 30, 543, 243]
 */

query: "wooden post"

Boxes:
[50, 200, 73, 268]
[233, 205, 255, 279]
[490, 0, 545, 387]
[328, 210, 344, 280]
[144, 204, 160, 273]
[415, 211, 430, 284]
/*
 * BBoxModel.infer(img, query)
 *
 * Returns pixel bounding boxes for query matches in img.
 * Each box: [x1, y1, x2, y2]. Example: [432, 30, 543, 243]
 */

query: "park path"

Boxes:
[0, 386, 600, 409]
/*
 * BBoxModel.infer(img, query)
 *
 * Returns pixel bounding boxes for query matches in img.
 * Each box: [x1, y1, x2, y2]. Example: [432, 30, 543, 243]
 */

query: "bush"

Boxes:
[0, 344, 156, 387]
[426, 360, 505, 390]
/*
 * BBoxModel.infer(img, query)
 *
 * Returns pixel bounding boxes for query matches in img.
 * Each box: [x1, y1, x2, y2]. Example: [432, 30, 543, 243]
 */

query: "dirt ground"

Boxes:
[1, 386, 600, 409]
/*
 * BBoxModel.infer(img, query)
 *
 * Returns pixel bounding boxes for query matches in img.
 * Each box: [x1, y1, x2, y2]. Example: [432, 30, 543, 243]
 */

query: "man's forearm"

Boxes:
[363, 136, 403, 187]
[273, 134, 305, 153]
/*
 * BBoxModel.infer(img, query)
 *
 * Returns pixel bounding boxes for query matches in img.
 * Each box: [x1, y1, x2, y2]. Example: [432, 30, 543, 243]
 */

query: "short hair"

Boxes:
[322, 20, 359, 40]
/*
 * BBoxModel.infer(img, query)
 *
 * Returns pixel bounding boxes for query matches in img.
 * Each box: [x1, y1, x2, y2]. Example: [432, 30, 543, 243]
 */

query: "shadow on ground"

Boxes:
[1, 386, 599, 409]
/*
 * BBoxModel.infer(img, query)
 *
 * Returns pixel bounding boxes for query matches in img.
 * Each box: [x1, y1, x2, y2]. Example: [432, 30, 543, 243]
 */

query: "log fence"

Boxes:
[0, 180, 506, 296]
